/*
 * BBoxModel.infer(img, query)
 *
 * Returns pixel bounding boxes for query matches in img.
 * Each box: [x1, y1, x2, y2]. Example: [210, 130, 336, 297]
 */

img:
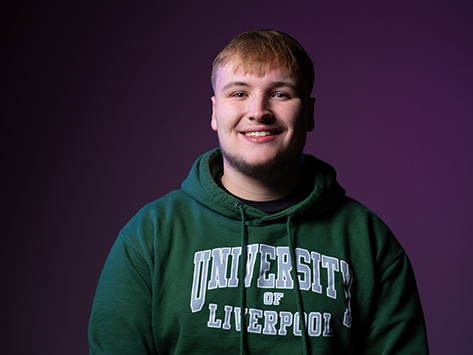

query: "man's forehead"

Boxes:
[216, 58, 296, 84]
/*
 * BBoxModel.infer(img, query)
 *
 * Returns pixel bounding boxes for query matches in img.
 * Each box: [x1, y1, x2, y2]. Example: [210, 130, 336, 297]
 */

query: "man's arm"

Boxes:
[88, 232, 156, 354]
[364, 252, 429, 354]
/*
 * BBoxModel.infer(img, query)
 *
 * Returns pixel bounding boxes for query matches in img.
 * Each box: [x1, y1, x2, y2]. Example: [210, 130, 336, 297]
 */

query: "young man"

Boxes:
[89, 30, 429, 354]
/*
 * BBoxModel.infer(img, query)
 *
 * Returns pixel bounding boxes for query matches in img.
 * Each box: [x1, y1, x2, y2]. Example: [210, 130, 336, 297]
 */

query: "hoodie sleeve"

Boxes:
[364, 251, 429, 354]
[88, 232, 156, 355]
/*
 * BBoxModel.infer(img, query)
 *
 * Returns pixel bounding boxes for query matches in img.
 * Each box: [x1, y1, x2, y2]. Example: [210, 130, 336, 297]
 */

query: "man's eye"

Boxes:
[273, 93, 289, 98]
[232, 92, 246, 98]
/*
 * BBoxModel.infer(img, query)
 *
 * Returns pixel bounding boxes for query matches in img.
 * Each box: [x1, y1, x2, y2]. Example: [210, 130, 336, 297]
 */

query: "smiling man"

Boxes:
[210, 32, 315, 202]
[89, 30, 429, 354]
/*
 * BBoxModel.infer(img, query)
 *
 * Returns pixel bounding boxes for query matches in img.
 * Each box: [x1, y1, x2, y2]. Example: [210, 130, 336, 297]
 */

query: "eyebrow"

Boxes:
[221, 81, 250, 92]
[220, 81, 298, 93]
[272, 81, 298, 92]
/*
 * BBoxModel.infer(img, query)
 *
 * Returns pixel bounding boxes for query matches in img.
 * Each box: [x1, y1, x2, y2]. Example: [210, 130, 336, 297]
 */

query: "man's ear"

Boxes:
[307, 97, 316, 132]
[211, 96, 217, 131]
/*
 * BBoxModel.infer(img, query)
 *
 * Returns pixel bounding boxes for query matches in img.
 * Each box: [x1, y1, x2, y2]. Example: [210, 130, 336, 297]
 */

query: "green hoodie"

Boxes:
[89, 148, 429, 354]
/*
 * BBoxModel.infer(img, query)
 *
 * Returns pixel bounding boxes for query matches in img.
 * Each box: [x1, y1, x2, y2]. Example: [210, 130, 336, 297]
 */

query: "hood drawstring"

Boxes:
[237, 203, 248, 355]
[236, 205, 310, 355]
[287, 214, 310, 355]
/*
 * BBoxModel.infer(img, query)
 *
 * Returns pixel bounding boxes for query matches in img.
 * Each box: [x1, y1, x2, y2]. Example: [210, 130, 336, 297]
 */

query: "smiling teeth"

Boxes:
[245, 131, 272, 137]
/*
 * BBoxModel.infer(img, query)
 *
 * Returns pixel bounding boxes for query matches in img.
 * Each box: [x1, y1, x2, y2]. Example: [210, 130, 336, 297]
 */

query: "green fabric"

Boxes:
[89, 148, 429, 354]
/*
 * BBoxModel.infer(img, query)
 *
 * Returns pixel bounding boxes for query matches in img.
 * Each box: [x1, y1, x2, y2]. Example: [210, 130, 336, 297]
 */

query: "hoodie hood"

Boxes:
[182, 148, 346, 222]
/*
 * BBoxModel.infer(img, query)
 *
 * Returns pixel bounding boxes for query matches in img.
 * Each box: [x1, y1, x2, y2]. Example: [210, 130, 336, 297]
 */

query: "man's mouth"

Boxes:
[243, 131, 278, 138]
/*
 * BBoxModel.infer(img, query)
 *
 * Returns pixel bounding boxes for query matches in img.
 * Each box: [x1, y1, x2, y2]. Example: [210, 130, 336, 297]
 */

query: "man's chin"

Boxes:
[221, 150, 298, 180]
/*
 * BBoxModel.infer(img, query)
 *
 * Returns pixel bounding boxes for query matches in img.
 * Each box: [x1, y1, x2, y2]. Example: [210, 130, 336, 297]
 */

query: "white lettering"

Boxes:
[311, 251, 322, 294]
[308, 312, 322, 337]
[278, 311, 293, 335]
[245, 244, 259, 287]
[208, 248, 231, 289]
[207, 303, 222, 328]
[190, 250, 211, 312]
[296, 248, 311, 291]
[323, 312, 334, 336]
[276, 247, 294, 289]
[223, 305, 233, 330]
[248, 309, 263, 334]
[257, 244, 276, 288]
[263, 311, 278, 335]
[340, 260, 353, 328]
[322, 255, 339, 299]
[228, 247, 241, 287]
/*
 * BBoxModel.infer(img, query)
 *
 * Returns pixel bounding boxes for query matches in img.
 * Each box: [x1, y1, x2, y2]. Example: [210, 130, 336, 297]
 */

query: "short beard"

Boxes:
[221, 148, 301, 181]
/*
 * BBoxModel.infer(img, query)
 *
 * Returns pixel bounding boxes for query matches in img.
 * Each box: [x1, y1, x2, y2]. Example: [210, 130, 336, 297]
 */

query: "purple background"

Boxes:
[4, 1, 472, 354]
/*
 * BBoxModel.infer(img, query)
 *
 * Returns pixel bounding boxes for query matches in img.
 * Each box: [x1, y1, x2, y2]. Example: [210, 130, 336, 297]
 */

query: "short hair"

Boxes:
[211, 29, 314, 97]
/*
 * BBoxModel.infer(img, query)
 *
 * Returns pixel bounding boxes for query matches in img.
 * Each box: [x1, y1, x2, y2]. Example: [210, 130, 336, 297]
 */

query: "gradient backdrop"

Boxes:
[4, 1, 473, 354]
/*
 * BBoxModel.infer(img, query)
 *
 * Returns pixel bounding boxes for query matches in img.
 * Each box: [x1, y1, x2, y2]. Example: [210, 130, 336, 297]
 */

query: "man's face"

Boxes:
[211, 60, 315, 179]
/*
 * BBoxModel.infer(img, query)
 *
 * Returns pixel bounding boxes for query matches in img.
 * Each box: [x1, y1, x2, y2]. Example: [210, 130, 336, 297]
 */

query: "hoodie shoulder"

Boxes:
[336, 196, 405, 270]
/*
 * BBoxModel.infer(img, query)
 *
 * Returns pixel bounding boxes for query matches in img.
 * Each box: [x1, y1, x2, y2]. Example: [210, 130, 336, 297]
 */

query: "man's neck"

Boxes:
[221, 161, 301, 202]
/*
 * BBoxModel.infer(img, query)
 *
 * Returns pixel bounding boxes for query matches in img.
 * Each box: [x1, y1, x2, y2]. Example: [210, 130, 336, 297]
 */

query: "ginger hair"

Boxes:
[211, 30, 314, 97]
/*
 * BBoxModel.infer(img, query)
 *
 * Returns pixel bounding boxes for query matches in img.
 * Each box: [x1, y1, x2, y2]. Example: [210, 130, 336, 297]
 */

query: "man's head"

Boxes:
[211, 30, 315, 189]
[211, 30, 314, 99]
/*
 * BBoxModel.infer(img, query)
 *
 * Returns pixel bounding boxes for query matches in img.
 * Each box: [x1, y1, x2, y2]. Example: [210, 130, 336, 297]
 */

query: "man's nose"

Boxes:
[248, 95, 272, 121]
